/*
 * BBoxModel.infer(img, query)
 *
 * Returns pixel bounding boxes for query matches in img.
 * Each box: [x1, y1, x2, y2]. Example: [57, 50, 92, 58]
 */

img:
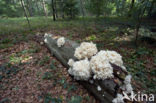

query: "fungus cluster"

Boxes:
[112, 93, 124, 103]
[112, 74, 134, 103]
[66, 41, 134, 103]
[57, 37, 65, 47]
[68, 42, 125, 81]
[74, 42, 98, 59]
[68, 58, 91, 80]
[44, 34, 134, 103]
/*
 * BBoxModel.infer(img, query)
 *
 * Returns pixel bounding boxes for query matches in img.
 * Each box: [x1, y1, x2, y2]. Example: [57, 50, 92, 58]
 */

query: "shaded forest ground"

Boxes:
[0, 17, 156, 103]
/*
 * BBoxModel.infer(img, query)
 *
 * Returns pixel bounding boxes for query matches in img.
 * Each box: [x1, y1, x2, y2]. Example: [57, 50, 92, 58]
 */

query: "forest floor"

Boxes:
[0, 17, 156, 103]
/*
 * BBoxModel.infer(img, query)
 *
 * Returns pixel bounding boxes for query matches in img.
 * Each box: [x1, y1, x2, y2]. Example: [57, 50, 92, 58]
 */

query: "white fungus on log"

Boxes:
[103, 50, 124, 68]
[68, 59, 75, 67]
[112, 93, 124, 103]
[74, 42, 98, 60]
[97, 85, 102, 91]
[124, 75, 132, 84]
[90, 51, 114, 80]
[68, 58, 91, 80]
[57, 37, 65, 47]
[89, 80, 94, 84]
[44, 33, 52, 43]
[121, 74, 133, 94]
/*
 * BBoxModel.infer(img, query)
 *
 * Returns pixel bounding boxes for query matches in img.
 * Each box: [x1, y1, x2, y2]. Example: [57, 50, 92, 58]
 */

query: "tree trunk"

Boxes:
[44, 34, 130, 103]
[20, 0, 31, 30]
[42, 0, 48, 17]
[61, 0, 65, 19]
[51, 0, 56, 21]
[135, 5, 147, 47]
[54, 0, 58, 18]
[148, 0, 156, 17]
[80, 0, 85, 17]
[26, 0, 33, 17]
[128, 0, 135, 17]
[35, 0, 40, 15]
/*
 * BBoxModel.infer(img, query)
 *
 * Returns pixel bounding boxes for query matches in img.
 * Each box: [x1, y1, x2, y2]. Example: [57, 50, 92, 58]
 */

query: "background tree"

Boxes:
[63, 0, 79, 19]
[20, 0, 31, 29]
[51, 0, 56, 21]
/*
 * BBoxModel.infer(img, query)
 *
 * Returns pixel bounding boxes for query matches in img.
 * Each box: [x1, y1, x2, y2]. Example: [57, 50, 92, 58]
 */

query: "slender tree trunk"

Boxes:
[35, 0, 40, 15]
[80, 0, 85, 17]
[54, 0, 58, 18]
[135, 6, 146, 47]
[121, 0, 126, 16]
[61, 0, 64, 19]
[51, 0, 56, 21]
[26, 0, 33, 17]
[128, 0, 135, 17]
[42, 0, 48, 17]
[20, 0, 31, 29]
[148, 0, 155, 17]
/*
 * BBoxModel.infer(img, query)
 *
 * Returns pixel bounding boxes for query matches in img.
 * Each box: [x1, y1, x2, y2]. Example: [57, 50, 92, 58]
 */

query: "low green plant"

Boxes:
[50, 60, 56, 70]
[42, 72, 53, 80]
[39, 56, 50, 66]
[68, 96, 82, 103]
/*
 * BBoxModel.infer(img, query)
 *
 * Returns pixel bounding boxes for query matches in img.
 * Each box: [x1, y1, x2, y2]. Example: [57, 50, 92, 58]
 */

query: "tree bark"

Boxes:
[148, 0, 156, 17]
[51, 0, 56, 21]
[20, 0, 31, 30]
[61, 0, 65, 19]
[44, 34, 129, 103]
[42, 0, 48, 17]
[26, 0, 33, 17]
[54, 0, 58, 18]
[35, 0, 40, 15]
[128, 0, 135, 17]
[80, 0, 85, 17]
[135, 3, 147, 47]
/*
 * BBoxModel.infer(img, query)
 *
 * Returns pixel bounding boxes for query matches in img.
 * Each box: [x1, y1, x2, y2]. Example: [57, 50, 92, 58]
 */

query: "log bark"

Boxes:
[44, 34, 129, 103]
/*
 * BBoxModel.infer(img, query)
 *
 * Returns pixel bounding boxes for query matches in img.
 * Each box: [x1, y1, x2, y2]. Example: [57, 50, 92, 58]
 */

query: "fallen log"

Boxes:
[44, 34, 129, 103]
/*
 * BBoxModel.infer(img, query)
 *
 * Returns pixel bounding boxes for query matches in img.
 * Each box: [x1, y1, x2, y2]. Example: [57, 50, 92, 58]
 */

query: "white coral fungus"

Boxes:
[90, 51, 114, 80]
[97, 85, 102, 91]
[103, 50, 124, 67]
[44, 38, 48, 43]
[44, 33, 52, 38]
[57, 37, 65, 47]
[74, 42, 98, 60]
[89, 80, 94, 84]
[112, 94, 124, 103]
[68, 58, 91, 80]
[121, 75, 133, 93]
[124, 75, 132, 84]
[68, 59, 75, 67]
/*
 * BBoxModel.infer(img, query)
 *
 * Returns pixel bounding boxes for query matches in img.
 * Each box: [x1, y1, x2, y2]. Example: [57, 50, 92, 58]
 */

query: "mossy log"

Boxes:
[44, 34, 129, 103]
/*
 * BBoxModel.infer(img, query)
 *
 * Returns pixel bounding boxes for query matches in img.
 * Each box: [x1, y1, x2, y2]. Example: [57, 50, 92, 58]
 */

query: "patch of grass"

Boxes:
[9, 55, 22, 64]
[19, 49, 38, 55]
